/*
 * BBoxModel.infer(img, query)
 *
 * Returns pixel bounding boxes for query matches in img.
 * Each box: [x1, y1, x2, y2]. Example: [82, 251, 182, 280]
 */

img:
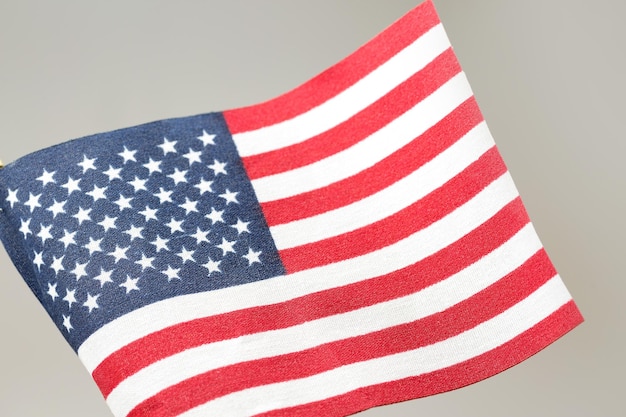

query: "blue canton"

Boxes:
[0, 113, 285, 350]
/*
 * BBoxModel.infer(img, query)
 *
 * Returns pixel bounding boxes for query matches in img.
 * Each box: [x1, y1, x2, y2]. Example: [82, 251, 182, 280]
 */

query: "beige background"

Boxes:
[0, 1, 623, 416]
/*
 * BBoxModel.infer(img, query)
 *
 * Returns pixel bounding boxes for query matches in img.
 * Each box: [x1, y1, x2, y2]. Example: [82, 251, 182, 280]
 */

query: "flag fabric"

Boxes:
[0, 1, 582, 416]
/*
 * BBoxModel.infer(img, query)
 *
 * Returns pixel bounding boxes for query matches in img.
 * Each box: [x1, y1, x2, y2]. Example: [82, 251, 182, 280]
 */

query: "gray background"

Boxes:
[0, 1, 623, 416]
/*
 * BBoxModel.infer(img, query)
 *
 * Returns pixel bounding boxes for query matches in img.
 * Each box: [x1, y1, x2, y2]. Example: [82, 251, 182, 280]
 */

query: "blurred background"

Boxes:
[1, 1, 623, 416]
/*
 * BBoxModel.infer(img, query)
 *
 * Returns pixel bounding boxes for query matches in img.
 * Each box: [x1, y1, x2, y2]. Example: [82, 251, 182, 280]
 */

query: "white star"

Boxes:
[47, 282, 59, 300]
[73, 207, 92, 225]
[155, 188, 173, 204]
[37, 224, 53, 244]
[59, 230, 77, 249]
[36, 169, 56, 186]
[124, 225, 144, 241]
[46, 200, 66, 218]
[139, 206, 158, 222]
[63, 288, 77, 308]
[158, 137, 177, 155]
[19, 218, 32, 237]
[219, 189, 239, 205]
[103, 165, 123, 181]
[190, 227, 210, 244]
[83, 293, 100, 313]
[163, 266, 180, 281]
[118, 146, 137, 163]
[183, 149, 203, 165]
[120, 276, 140, 294]
[51, 255, 65, 274]
[231, 218, 250, 235]
[179, 198, 198, 215]
[143, 158, 162, 174]
[78, 155, 97, 173]
[208, 159, 227, 176]
[205, 207, 224, 225]
[24, 192, 41, 212]
[129, 176, 148, 192]
[168, 168, 188, 185]
[93, 268, 113, 287]
[98, 215, 117, 231]
[197, 130, 216, 146]
[243, 248, 262, 265]
[33, 251, 44, 271]
[166, 218, 184, 234]
[216, 237, 236, 256]
[115, 195, 134, 211]
[204, 258, 221, 275]
[84, 237, 103, 255]
[177, 247, 195, 263]
[151, 236, 170, 252]
[71, 261, 88, 280]
[62, 314, 73, 332]
[110, 245, 128, 263]
[6, 188, 19, 208]
[87, 185, 108, 201]
[194, 178, 213, 195]
[135, 254, 154, 271]
[61, 177, 81, 195]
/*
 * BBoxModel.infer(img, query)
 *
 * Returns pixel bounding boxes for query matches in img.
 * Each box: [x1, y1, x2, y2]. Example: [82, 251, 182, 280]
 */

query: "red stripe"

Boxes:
[126, 250, 556, 417]
[93, 197, 528, 398]
[260, 97, 483, 226]
[280, 145, 506, 273]
[223, 1, 440, 133]
[242, 48, 461, 179]
[255, 300, 582, 417]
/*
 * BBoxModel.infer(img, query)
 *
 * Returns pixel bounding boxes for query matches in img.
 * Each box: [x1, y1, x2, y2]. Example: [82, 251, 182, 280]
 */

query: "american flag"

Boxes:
[0, 1, 581, 416]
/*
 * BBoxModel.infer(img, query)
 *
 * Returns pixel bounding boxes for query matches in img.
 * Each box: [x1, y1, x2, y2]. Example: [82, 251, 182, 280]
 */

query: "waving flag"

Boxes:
[0, 1, 581, 416]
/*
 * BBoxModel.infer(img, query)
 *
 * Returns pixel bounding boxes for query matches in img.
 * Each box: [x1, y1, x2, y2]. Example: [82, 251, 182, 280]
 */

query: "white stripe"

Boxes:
[271, 122, 494, 250]
[106, 223, 542, 417]
[79, 172, 519, 372]
[180, 276, 573, 417]
[251, 72, 473, 202]
[233, 24, 451, 157]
